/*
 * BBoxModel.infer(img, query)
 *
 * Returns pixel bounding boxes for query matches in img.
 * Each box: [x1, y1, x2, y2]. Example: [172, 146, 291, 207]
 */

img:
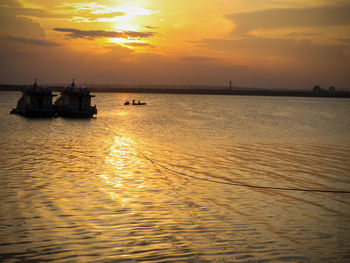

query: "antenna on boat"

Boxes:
[71, 77, 75, 87]
[34, 78, 38, 90]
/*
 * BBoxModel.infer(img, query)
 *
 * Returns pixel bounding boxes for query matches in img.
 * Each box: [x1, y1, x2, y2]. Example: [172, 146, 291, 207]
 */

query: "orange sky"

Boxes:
[1, 0, 350, 89]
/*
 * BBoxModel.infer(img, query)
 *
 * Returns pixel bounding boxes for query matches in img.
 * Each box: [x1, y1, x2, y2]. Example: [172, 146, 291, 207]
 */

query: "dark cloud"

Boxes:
[180, 56, 218, 62]
[0, 0, 61, 51]
[54, 28, 153, 39]
[228, 5, 350, 34]
[286, 32, 320, 37]
[0, 8, 45, 38]
[15, 8, 62, 18]
[144, 25, 158, 29]
[338, 38, 350, 44]
[123, 31, 153, 38]
[4, 36, 60, 46]
[0, 0, 21, 7]
[200, 37, 346, 62]
[0, 0, 67, 18]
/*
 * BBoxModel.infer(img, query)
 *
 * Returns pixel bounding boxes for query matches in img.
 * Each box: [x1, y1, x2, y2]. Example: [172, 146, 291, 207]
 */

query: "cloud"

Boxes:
[0, 0, 21, 7]
[2, 6, 123, 21]
[54, 28, 153, 39]
[52, 2, 127, 22]
[123, 42, 153, 47]
[228, 5, 350, 34]
[0, 0, 60, 51]
[338, 38, 350, 44]
[144, 25, 158, 29]
[0, 0, 67, 19]
[68, 10, 125, 22]
[123, 31, 154, 38]
[286, 32, 320, 37]
[200, 37, 346, 62]
[0, 6, 45, 38]
[15, 8, 68, 18]
[0, 0, 122, 21]
[4, 36, 60, 46]
[78, 11, 125, 21]
[180, 56, 218, 62]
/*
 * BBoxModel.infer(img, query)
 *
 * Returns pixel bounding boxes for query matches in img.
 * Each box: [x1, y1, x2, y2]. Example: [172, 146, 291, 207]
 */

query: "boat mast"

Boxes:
[34, 78, 38, 90]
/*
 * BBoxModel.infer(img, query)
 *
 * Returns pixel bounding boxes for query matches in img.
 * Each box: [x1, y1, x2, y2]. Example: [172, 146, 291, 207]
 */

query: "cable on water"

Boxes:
[138, 150, 350, 194]
[139, 151, 168, 179]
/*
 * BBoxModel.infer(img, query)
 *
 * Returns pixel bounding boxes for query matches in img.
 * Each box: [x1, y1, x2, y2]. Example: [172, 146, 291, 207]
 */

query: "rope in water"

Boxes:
[139, 152, 350, 194]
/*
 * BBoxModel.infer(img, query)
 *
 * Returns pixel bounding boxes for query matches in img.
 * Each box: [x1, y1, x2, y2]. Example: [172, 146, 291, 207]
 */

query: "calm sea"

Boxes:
[0, 91, 350, 262]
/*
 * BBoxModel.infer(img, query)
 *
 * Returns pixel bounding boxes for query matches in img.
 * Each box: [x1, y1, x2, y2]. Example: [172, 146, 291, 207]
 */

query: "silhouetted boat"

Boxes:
[124, 101, 130, 105]
[132, 100, 146, 105]
[54, 79, 97, 118]
[10, 79, 56, 117]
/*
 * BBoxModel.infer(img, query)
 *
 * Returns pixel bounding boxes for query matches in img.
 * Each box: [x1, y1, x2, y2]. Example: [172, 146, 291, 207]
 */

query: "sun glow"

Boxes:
[99, 4, 154, 47]
[114, 22, 140, 32]
[101, 5, 154, 48]
[118, 6, 153, 19]
[108, 37, 138, 46]
[110, 6, 153, 32]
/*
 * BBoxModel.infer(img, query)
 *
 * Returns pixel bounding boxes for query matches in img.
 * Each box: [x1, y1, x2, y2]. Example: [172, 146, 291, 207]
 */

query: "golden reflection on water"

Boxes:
[106, 136, 135, 171]
[113, 111, 129, 117]
[97, 135, 139, 206]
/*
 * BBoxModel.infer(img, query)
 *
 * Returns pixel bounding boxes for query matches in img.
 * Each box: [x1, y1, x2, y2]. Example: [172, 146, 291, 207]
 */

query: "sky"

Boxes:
[1, 0, 350, 90]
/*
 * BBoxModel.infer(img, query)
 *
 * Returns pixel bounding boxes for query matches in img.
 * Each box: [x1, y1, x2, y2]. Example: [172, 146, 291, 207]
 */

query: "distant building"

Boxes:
[328, 86, 336, 95]
[313, 85, 321, 96]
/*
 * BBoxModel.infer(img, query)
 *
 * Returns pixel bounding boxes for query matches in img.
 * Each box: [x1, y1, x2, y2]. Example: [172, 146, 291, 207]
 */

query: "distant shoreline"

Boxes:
[1, 84, 350, 98]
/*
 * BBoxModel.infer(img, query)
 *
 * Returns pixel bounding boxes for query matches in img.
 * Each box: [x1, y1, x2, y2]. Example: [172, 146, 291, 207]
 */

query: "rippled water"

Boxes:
[1, 91, 350, 262]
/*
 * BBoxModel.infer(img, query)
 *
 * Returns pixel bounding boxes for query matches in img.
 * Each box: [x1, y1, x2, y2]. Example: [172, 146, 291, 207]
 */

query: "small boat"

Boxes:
[132, 100, 146, 106]
[10, 79, 56, 117]
[124, 101, 130, 105]
[54, 79, 97, 118]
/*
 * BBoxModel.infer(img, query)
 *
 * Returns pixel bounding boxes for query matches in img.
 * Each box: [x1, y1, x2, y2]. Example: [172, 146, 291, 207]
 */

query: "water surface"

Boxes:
[1, 92, 350, 262]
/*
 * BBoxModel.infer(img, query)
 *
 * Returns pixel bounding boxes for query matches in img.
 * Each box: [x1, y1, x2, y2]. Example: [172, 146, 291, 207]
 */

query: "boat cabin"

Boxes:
[11, 80, 56, 117]
[54, 79, 97, 118]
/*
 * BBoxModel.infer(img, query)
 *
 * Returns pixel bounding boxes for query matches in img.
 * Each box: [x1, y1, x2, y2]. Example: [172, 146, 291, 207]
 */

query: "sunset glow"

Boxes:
[1, 0, 350, 89]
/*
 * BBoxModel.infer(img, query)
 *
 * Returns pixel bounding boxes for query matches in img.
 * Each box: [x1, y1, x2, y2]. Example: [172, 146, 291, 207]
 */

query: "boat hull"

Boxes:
[11, 107, 56, 118]
[55, 106, 97, 118]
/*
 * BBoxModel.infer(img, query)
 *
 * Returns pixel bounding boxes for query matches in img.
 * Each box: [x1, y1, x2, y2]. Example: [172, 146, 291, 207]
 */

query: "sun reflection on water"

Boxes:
[105, 136, 136, 171]
[97, 135, 147, 205]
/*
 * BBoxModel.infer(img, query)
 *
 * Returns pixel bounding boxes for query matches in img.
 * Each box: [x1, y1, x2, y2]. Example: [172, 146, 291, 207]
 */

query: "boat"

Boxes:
[54, 79, 97, 118]
[124, 101, 130, 105]
[132, 100, 146, 105]
[10, 79, 57, 117]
